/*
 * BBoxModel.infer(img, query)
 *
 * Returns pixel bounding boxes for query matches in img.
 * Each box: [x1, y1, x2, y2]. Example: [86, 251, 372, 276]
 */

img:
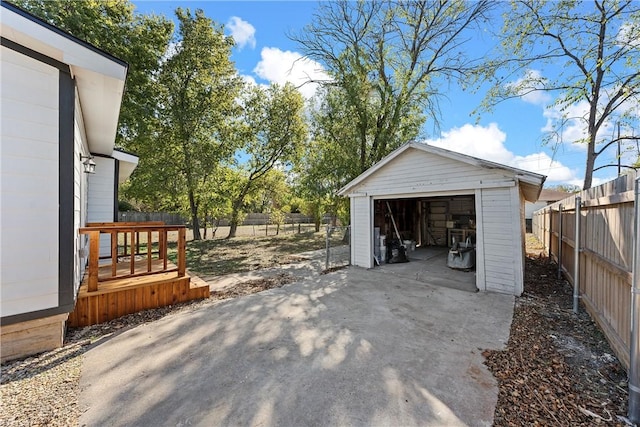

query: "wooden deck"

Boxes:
[68, 260, 210, 327]
[69, 222, 209, 328]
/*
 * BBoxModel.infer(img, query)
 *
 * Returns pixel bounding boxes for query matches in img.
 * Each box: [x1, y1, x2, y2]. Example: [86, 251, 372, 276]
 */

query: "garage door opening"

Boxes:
[373, 195, 478, 293]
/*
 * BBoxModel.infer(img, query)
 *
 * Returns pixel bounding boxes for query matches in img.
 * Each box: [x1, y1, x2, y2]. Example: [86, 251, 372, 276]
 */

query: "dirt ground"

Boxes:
[182, 229, 346, 277]
[485, 234, 632, 426]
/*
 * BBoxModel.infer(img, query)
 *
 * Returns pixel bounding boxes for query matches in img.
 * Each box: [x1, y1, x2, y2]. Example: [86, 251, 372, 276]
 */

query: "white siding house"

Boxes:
[0, 2, 137, 361]
[338, 142, 545, 296]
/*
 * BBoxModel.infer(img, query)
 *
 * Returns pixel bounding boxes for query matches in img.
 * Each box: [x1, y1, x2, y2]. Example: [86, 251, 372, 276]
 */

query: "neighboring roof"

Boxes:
[538, 188, 571, 202]
[338, 141, 546, 202]
[1, 1, 128, 156]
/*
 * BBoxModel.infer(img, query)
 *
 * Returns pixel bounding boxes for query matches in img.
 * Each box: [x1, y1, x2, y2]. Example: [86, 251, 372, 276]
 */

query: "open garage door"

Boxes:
[372, 195, 478, 292]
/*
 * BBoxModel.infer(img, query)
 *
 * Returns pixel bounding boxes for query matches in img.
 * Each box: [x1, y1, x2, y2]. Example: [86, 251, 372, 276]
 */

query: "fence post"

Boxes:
[558, 204, 563, 279]
[573, 196, 581, 314]
[629, 177, 640, 424]
[548, 209, 553, 259]
[178, 227, 186, 277]
[325, 225, 331, 271]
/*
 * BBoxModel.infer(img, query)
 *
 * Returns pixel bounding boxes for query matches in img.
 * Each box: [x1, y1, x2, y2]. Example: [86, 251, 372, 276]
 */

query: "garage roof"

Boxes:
[338, 141, 546, 202]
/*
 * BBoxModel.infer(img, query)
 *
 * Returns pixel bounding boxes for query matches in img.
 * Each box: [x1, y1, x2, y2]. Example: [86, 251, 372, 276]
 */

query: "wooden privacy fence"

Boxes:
[532, 172, 637, 370]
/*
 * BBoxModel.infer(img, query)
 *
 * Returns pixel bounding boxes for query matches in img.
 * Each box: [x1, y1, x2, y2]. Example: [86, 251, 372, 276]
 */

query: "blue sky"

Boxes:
[132, 1, 633, 189]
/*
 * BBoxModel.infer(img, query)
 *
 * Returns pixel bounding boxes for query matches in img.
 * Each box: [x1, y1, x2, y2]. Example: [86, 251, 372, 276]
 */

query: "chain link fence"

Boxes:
[325, 225, 350, 270]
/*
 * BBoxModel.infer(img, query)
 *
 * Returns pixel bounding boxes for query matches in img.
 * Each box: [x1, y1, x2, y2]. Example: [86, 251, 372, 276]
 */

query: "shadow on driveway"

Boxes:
[79, 267, 514, 427]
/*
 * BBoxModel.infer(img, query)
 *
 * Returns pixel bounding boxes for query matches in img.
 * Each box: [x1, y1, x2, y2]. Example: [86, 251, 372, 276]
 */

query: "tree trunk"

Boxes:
[188, 189, 201, 240]
[227, 199, 244, 239]
[227, 221, 238, 238]
[226, 183, 252, 239]
[583, 128, 598, 190]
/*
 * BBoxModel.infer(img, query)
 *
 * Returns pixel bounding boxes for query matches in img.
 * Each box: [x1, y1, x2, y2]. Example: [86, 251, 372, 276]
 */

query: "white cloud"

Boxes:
[227, 16, 256, 50]
[253, 47, 330, 99]
[512, 152, 575, 182]
[426, 123, 513, 164]
[240, 74, 258, 87]
[507, 69, 552, 106]
[423, 123, 579, 184]
[542, 99, 619, 153]
[617, 22, 640, 48]
[567, 175, 615, 189]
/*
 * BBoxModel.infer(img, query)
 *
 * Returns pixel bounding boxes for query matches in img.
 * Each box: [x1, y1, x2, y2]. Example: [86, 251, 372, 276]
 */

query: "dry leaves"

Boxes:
[484, 255, 630, 426]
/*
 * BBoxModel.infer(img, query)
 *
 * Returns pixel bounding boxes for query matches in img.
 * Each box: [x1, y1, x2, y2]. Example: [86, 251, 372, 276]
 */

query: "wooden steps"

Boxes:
[68, 263, 210, 328]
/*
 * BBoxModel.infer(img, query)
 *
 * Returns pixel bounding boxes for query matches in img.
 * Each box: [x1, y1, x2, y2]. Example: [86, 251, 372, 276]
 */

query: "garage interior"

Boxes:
[373, 195, 478, 292]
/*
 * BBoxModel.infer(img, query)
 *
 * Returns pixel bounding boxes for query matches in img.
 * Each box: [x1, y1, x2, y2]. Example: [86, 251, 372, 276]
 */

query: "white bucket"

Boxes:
[403, 240, 416, 251]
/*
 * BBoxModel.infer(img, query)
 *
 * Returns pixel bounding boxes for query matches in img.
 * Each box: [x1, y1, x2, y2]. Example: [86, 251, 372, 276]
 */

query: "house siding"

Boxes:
[1, 46, 60, 316]
[74, 95, 89, 294]
[87, 156, 115, 256]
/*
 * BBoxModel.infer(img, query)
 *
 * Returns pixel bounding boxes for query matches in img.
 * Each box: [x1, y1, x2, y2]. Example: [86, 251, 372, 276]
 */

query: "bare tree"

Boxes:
[291, 0, 493, 176]
[478, 0, 640, 189]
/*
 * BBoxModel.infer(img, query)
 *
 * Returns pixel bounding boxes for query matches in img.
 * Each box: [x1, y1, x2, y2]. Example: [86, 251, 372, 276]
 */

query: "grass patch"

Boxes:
[167, 231, 344, 277]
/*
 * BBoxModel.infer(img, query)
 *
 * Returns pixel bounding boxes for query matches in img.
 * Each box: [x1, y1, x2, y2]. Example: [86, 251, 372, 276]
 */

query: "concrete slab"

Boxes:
[79, 267, 513, 427]
[378, 247, 478, 293]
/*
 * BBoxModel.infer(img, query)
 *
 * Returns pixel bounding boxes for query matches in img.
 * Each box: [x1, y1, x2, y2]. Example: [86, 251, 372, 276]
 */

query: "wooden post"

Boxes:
[159, 230, 166, 260]
[573, 196, 582, 314]
[111, 230, 118, 278]
[629, 176, 640, 423]
[87, 231, 100, 292]
[326, 225, 331, 271]
[178, 227, 186, 277]
[162, 229, 168, 270]
[558, 204, 563, 279]
[130, 230, 136, 275]
[548, 208, 553, 259]
[147, 230, 152, 272]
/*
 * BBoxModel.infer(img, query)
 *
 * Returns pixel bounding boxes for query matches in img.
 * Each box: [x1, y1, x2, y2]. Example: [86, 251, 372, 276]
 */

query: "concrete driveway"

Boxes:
[79, 267, 514, 427]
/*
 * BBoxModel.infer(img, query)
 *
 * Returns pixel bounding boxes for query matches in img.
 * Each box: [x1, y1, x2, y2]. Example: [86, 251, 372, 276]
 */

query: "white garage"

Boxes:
[338, 142, 545, 295]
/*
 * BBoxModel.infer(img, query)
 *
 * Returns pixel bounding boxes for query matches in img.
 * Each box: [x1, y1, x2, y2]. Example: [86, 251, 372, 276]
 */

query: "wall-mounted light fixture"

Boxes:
[81, 154, 96, 174]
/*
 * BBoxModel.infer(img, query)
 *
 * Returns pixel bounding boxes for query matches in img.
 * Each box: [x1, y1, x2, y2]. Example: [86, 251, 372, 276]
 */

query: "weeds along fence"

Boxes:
[325, 225, 351, 270]
[532, 172, 638, 370]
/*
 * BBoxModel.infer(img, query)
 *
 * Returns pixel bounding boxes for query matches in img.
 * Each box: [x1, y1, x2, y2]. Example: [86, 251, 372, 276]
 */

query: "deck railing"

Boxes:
[79, 222, 186, 292]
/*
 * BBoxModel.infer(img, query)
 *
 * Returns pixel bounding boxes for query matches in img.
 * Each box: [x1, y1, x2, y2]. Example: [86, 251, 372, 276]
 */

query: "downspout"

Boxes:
[629, 177, 640, 424]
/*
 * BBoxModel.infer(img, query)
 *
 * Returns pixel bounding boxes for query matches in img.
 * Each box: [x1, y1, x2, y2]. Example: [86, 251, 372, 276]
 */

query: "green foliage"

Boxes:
[127, 7, 243, 239]
[476, 0, 640, 189]
[118, 200, 138, 212]
[227, 83, 307, 238]
[291, 0, 493, 176]
[13, 0, 174, 151]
